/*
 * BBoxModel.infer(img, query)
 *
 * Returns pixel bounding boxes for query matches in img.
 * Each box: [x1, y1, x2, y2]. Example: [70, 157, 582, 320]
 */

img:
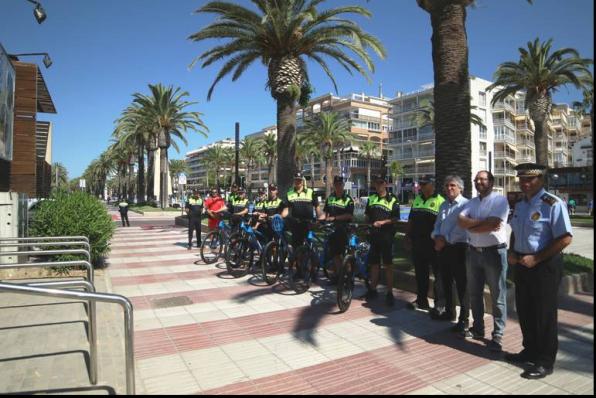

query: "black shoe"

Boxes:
[521, 365, 553, 380]
[385, 292, 395, 307]
[505, 352, 533, 364]
[358, 289, 378, 301]
[463, 327, 484, 340]
[188, 244, 192, 251]
[488, 336, 503, 352]
[430, 308, 456, 321]
[407, 300, 429, 311]
[451, 321, 468, 333]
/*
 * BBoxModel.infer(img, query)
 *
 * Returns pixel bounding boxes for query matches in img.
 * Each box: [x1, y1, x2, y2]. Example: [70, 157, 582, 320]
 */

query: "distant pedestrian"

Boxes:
[458, 171, 509, 352]
[567, 198, 576, 215]
[588, 199, 593, 216]
[118, 198, 130, 227]
[507, 163, 573, 379]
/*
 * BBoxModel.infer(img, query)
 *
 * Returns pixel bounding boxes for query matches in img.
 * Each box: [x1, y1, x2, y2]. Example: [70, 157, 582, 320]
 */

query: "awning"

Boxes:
[36, 68, 56, 114]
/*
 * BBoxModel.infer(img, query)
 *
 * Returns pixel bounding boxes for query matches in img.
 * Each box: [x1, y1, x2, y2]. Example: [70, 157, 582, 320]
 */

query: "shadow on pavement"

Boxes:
[8, 385, 117, 395]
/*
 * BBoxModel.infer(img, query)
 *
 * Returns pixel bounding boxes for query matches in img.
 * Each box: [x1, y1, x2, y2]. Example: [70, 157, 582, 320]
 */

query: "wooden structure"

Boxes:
[9, 60, 56, 197]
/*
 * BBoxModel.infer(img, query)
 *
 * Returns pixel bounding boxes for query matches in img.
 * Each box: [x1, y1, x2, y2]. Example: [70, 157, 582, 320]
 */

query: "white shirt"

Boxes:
[460, 191, 510, 247]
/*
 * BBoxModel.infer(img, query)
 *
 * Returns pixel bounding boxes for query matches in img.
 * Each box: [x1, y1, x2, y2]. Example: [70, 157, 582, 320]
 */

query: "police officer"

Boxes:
[282, 173, 322, 249]
[322, 176, 354, 283]
[507, 163, 573, 379]
[228, 187, 249, 229]
[255, 184, 284, 242]
[118, 198, 131, 227]
[405, 176, 446, 317]
[363, 175, 400, 306]
[185, 189, 204, 250]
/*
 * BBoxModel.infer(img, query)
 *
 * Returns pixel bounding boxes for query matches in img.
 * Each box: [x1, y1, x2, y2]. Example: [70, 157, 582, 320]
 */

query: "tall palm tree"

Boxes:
[294, 133, 317, 187]
[203, 145, 228, 188]
[359, 141, 380, 195]
[389, 160, 404, 198]
[261, 133, 277, 184]
[304, 112, 354, 196]
[488, 39, 593, 166]
[573, 77, 594, 149]
[169, 159, 190, 203]
[240, 137, 264, 195]
[189, 0, 386, 195]
[50, 162, 69, 191]
[133, 84, 209, 209]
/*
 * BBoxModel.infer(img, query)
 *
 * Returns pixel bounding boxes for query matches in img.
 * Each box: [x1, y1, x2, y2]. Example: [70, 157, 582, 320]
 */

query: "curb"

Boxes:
[389, 269, 593, 316]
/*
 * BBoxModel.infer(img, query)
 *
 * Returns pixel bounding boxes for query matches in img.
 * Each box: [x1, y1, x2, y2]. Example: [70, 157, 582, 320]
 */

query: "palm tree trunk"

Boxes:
[325, 157, 332, 197]
[128, 163, 135, 200]
[425, 1, 473, 197]
[147, 148, 155, 201]
[276, 96, 297, 196]
[137, 139, 145, 203]
[367, 159, 371, 196]
[160, 148, 168, 209]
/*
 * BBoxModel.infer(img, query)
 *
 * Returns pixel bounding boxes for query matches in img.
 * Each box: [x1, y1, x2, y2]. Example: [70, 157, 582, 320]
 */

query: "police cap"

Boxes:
[333, 176, 344, 184]
[418, 175, 436, 185]
[515, 163, 547, 177]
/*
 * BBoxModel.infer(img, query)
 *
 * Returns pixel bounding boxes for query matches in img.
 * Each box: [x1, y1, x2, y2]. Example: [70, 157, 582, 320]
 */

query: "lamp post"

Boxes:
[9, 52, 52, 68]
[25, 0, 47, 24]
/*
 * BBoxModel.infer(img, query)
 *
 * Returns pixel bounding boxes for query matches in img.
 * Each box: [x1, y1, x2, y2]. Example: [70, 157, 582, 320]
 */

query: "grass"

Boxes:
[571, 215, 593, 220]
[562, 253, 594, 275]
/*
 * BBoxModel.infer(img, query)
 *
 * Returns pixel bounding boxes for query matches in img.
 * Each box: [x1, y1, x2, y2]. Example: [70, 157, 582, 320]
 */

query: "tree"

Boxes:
[133, 84, 208, 209]
[260, 133, 277, 184]
[294, 133, 317, 187]
[240, 137, 264, 195]
[359, 141, 380, 195]
[304, 112, 354, 196]
[389, 160, 404, 198]
[203, 145, 229, 188]
[573, 77, 594, 149]
[488, 38, 593, 166]
[169, 159, 190, 203]
[51, 162, 69, 191]
[189, 0, 385, 195]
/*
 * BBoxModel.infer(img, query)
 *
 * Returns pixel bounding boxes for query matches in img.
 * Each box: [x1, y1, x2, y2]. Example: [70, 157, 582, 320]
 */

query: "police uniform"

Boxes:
[324, 185, 354, 258]
[408, 179, 445, 310]
[508, 163, 573, 378]
[228, 193, 249, 227]
[118, 200, 130, 227]
[186, 195, 203, 248]
[257, 195, 284, 242]
[284, 175, 318, 248]
[365, 191, 400, 266]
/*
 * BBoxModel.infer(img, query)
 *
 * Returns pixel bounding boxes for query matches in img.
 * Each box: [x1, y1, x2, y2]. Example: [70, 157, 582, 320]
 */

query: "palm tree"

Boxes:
[169, 159, 190, 203]
[240, 137, 264, 195]
[416, 99, 485, 129]
[133, 84, 208, 209]
[488, 39, 593, 166]
[189, 0, 386, 195]
[203, 145, 228, 188]
[359, 141, 380, 195]
[304, 112, 354, 196]
[51, 162, 69, 191]
[389, 160, 404, 199]
[261, 133, 277, 184]
[573, 77, 594, 148]
[294, 133, 316, 187]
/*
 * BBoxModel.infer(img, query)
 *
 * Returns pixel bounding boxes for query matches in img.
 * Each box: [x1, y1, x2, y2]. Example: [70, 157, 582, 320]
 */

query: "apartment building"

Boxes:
[185, 138, 238, 190]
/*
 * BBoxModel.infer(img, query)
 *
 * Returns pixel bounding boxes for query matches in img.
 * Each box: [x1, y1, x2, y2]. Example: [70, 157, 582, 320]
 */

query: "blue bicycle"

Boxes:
[336, 224, 371, 313]
[225, 215, 266, 277]
[200, 217, 234, 264]
[291, 222, 336, 293]
[261, 215, 293, 286]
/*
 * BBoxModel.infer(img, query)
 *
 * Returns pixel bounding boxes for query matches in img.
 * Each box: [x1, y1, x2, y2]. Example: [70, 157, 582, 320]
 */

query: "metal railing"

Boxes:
[0, 241, 91, 252]
[0, 236, 89, 243]
[0, 249, 91, 264]
[0, 282, 135, 395]
[0, 260, 94, 285]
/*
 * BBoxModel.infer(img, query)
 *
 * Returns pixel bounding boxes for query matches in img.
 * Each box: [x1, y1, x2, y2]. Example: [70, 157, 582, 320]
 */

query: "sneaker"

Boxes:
[463, 327, 484, 340]
[488, 336, 503, 352]
[407, 300, 430, 311]
[385, 292, 395, 307]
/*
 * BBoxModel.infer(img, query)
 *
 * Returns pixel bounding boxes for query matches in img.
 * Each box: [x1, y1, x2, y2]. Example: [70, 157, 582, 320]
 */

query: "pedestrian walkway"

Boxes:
[1, 219, 593, 395]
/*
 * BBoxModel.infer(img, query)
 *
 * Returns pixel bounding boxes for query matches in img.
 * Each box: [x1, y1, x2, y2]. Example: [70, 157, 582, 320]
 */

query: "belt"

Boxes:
[446, 242, 468, 248]
[469, 243, 507, 252]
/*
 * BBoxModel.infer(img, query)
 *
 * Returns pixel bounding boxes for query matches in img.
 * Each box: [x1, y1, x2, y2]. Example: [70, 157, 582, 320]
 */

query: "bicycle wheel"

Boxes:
[290, 245, 313, 294]
[200, 231, 222, 264]
[226, 234, 253, 277]
[337, 255, 355, 313]
[261, 241, 282, 285]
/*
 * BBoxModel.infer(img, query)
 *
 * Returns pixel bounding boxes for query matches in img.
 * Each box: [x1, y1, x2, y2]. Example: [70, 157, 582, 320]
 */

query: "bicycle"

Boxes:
[200, 217, 233, 264]
[336, 224, 371, 313]
[291, 222, 336, 294]
[225, 214, 266, 277]
[261, 215, 293, 286]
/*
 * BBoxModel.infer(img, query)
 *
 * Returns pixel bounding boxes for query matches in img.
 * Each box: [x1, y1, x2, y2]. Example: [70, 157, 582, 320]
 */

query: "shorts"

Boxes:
[328, 228, 348, 258]
[368, 233, 394, 265]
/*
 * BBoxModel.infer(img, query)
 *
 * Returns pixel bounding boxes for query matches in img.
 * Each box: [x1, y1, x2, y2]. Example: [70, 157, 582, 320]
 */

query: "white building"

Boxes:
[185, 139, 237, 190]
[571, 136, 593, 167]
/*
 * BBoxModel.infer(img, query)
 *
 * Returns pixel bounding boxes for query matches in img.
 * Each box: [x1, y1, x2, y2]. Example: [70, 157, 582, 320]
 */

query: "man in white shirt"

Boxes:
[458, 171, 510, 352]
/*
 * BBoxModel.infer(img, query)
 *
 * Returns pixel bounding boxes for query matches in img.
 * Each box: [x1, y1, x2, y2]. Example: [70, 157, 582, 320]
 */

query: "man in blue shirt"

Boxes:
[507, 163, 573, 380]
[431, 175, 470, 332]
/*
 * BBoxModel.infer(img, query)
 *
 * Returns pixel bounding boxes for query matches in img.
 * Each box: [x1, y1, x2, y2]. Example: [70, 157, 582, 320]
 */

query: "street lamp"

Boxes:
[9, 52, 53, 68]
[26, 0, 47, 24]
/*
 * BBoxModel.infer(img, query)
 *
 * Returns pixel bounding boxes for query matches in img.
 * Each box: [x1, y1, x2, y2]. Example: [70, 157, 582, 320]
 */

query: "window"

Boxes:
[479, 142, 487, 157]
[479, 125, 487, 140]
[478, 91, 486, 107]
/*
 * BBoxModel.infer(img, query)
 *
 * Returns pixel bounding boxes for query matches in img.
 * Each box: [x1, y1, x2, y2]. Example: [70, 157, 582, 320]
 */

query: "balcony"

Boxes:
[418, 131, 434, 141]
[494, 134, 516, 145]
[517, 138, 535, 149]
[516, 154, 534, 163]
[493, 100, 516, 113]
[494, 167, 516, 176]
[494, 151, 517, 160]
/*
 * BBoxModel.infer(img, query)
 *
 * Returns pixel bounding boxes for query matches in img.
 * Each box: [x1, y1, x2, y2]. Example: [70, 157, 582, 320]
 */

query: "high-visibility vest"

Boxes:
[411, 194, 444, 215]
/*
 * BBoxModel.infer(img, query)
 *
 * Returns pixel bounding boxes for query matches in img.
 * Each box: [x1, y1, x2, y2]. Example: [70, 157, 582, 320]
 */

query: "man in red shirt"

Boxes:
[204, 188, 227, 230]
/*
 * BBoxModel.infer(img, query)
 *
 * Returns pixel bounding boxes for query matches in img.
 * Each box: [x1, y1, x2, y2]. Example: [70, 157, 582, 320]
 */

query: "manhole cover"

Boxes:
[152, 296, 193, 309]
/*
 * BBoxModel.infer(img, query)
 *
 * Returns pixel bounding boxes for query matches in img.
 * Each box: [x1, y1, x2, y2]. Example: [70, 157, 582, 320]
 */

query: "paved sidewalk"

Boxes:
[0, 217, 593, 394]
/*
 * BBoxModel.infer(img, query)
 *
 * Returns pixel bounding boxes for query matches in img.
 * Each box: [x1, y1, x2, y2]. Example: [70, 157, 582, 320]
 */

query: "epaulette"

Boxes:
[541, 193, 557, 206]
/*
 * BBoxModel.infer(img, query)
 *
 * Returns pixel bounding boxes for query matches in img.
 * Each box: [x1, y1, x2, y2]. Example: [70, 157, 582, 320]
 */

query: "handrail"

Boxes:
[15, 280, 98, 385]
[0, 236, 89, 243]
[0, 282, 135, 395]
[0, 260, 94, 285]
[0, 241, 91, 252]
[0, 249, 91, 263]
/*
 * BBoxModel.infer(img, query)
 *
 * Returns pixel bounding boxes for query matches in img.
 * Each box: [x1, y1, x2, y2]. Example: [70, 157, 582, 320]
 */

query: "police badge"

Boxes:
[531, 211, 541, 221]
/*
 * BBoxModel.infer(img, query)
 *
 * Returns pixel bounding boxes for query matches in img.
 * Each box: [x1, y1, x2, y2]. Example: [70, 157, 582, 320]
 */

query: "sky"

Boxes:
[0, 0, 593, 178]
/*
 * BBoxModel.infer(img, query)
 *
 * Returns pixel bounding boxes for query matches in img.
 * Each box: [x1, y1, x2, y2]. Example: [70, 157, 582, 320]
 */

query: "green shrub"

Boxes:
[30, 191, 115, 266]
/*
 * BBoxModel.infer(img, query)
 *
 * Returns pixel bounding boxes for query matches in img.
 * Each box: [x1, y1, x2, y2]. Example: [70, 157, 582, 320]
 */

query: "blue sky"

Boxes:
[1, 0, 593, 178]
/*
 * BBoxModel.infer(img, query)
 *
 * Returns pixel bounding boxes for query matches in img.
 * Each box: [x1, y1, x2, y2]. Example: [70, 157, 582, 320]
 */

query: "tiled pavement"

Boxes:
[1, 214, 593, 395]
